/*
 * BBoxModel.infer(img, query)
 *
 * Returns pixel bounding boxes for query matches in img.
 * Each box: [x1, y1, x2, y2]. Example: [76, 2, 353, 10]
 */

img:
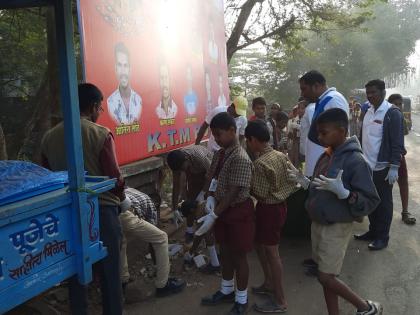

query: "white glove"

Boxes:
[287, 163, 311, 190]
[312, 170, 350, 200]
[385, 165, 399, 185]
[195, 212, 218, 236]
[205, 196, 216, 214]
[173, 210, 184, 228]
[195, 191, 205, 203]
[120, 197, 132, 213]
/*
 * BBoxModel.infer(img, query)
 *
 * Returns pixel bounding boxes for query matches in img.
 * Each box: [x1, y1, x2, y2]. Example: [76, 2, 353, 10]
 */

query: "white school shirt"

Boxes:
[235, 115, 248, 136]
[300, 103, 315, 156]
[205, 105, 228, 152]
[362, 100, 392, 171]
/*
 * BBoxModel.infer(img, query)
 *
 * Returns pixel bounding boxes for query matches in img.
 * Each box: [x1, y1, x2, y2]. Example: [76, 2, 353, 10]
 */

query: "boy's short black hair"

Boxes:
[245, 120, 270, 142]
[388, 93, 403, 103]
[299, 70, 326, 86]
[78, 83, 103, 113]
[252, 97, 267, 108]
[210, 112, 237, 131]
[167, 150, 186, 171]
[179, 200, 198, 217]
[316, 108, 349, 131]
[365, 79, 385, 91]
[275, 111, 289, 123]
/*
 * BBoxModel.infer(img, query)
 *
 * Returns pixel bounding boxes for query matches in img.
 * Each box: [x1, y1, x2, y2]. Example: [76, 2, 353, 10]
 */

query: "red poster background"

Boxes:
[78, 0, 229, 165]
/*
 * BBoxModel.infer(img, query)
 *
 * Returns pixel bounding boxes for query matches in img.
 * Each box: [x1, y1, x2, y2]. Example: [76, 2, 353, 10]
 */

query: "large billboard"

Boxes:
[78, 0, 229, 165]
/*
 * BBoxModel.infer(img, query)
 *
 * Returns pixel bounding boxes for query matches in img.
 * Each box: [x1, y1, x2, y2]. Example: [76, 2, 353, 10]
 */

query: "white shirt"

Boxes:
[218, 94, 227, 107]
[304, 88, 349, 177]
[362, 100, 392, 171]
[300, 103, 315, 155]
[320, 87, 349, 114]
[205, 105, 228, 152]
[235, 115, 248, 136]
[156, 100, 178, 119]
[107, 88, 142, 125]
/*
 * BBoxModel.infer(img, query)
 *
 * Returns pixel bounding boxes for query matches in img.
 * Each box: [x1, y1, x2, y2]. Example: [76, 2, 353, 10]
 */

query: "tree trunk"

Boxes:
[17, 8, 59, 163]
[226, 0, 261, 64]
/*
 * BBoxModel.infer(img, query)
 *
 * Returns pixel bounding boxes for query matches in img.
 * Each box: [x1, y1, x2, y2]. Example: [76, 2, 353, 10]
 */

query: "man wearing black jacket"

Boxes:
[355, 79, 405, 250]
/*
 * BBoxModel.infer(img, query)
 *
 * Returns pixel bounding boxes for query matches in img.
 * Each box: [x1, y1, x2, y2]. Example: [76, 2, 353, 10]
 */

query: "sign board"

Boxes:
[78, 0, 229, 165]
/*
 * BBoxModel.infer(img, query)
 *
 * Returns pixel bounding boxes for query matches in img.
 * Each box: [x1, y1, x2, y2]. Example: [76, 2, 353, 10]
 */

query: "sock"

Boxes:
[186, 226, 194, 234]
[207, 246, 220, 267]
[220, 278, 234, 295]
[235, 288, 247, 304]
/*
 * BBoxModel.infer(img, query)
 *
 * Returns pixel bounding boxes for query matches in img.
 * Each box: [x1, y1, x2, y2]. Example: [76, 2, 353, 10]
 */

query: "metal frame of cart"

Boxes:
[0, 1, 112, 313]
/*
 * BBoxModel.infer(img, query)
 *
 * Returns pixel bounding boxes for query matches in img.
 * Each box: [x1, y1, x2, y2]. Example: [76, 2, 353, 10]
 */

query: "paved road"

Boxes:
[126, 116, 420, 315]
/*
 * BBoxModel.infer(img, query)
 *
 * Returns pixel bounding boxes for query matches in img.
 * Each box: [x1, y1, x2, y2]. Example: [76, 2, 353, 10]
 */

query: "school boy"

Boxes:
[245, 121, 297, 313]
[196, 112, 254, 315]
[167, 145, 217, 246]
[288, 108, 382, 315]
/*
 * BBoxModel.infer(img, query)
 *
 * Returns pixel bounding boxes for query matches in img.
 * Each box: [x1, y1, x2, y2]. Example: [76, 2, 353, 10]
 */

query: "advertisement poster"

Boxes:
[78, 0, 229, 165]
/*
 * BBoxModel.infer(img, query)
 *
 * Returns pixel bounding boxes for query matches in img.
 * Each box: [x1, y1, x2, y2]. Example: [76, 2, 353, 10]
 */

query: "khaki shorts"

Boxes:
[311, 221, 353, 275]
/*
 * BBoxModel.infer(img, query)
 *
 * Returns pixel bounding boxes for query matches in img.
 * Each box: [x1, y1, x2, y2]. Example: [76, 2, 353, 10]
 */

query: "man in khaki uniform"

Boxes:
[42, 83, 130, 315]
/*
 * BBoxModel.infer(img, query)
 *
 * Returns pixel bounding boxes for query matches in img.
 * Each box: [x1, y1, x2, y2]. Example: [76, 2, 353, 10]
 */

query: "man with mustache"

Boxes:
[107, 42, 142, 125]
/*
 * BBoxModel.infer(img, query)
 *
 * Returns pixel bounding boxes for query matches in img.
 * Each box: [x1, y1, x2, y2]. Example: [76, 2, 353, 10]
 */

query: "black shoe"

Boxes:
[368, 239, 388, 251]
[302, 258, 318, 268]
[228, 302, 248, 315]
[156, 277, 186, 297]
[201, 291, 235, 305]
[354, 231, 375, 241]
[305, 265, 318, 277]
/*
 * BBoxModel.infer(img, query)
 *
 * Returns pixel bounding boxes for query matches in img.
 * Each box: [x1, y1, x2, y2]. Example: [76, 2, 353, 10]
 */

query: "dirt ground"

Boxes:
[6, 114, 420, 315]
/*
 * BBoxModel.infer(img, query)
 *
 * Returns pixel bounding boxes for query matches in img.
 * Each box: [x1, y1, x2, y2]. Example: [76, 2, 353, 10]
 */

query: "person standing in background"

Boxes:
[387, 93, 415, 225]
[299, 70, 349, 177]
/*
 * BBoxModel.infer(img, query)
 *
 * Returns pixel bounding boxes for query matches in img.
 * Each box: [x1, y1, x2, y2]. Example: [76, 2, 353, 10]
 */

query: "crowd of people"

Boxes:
[39, 69, 415, 315]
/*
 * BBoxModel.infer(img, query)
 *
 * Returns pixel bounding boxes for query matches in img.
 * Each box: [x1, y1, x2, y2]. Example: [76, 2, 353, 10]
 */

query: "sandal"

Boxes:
[253, 300, 287, 313]
[402, 212, 416, 225]
[252, 284, 273, 295]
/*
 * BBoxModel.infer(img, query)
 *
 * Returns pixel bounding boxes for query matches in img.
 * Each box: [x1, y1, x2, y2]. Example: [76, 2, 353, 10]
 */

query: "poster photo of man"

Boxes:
[156, 63, 178, 120]
[184, 65, 198, 116]
[107, 42, 142, 125]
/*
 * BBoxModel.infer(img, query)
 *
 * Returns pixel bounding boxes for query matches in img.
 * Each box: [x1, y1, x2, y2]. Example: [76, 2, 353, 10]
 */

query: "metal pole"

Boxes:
[54, 0, 92, 284]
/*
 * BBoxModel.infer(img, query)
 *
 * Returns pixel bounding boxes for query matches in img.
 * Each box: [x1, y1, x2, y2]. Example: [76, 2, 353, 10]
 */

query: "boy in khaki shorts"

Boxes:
[288, 108, 383, 315]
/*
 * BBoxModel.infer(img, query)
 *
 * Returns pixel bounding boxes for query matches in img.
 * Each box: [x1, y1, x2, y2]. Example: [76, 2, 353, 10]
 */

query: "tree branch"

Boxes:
[234, 17, 296, 55]
[226, 0, 265, 63]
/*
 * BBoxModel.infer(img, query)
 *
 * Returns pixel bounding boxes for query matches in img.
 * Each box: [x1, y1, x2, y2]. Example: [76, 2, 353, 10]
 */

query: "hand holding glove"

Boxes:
[120, 197, 132, 213]
[195, 212, 218, 236]
[312, 170, 350, 200]
[205, 196, 216, 214]
[385, 165, 399, 185]
[173, 210, 184, 228]
[287, 162, 311, 190]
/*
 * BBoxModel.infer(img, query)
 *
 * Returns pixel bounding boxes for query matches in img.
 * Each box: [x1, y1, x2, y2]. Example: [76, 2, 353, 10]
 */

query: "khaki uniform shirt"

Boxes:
[251, 147, 297, 204]
[182, 145, 213, 175]
[208, 143, 253, 205]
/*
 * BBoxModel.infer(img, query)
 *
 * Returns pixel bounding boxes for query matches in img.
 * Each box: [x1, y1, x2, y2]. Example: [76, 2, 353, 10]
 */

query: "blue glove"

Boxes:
[385, 165, 399, 185]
